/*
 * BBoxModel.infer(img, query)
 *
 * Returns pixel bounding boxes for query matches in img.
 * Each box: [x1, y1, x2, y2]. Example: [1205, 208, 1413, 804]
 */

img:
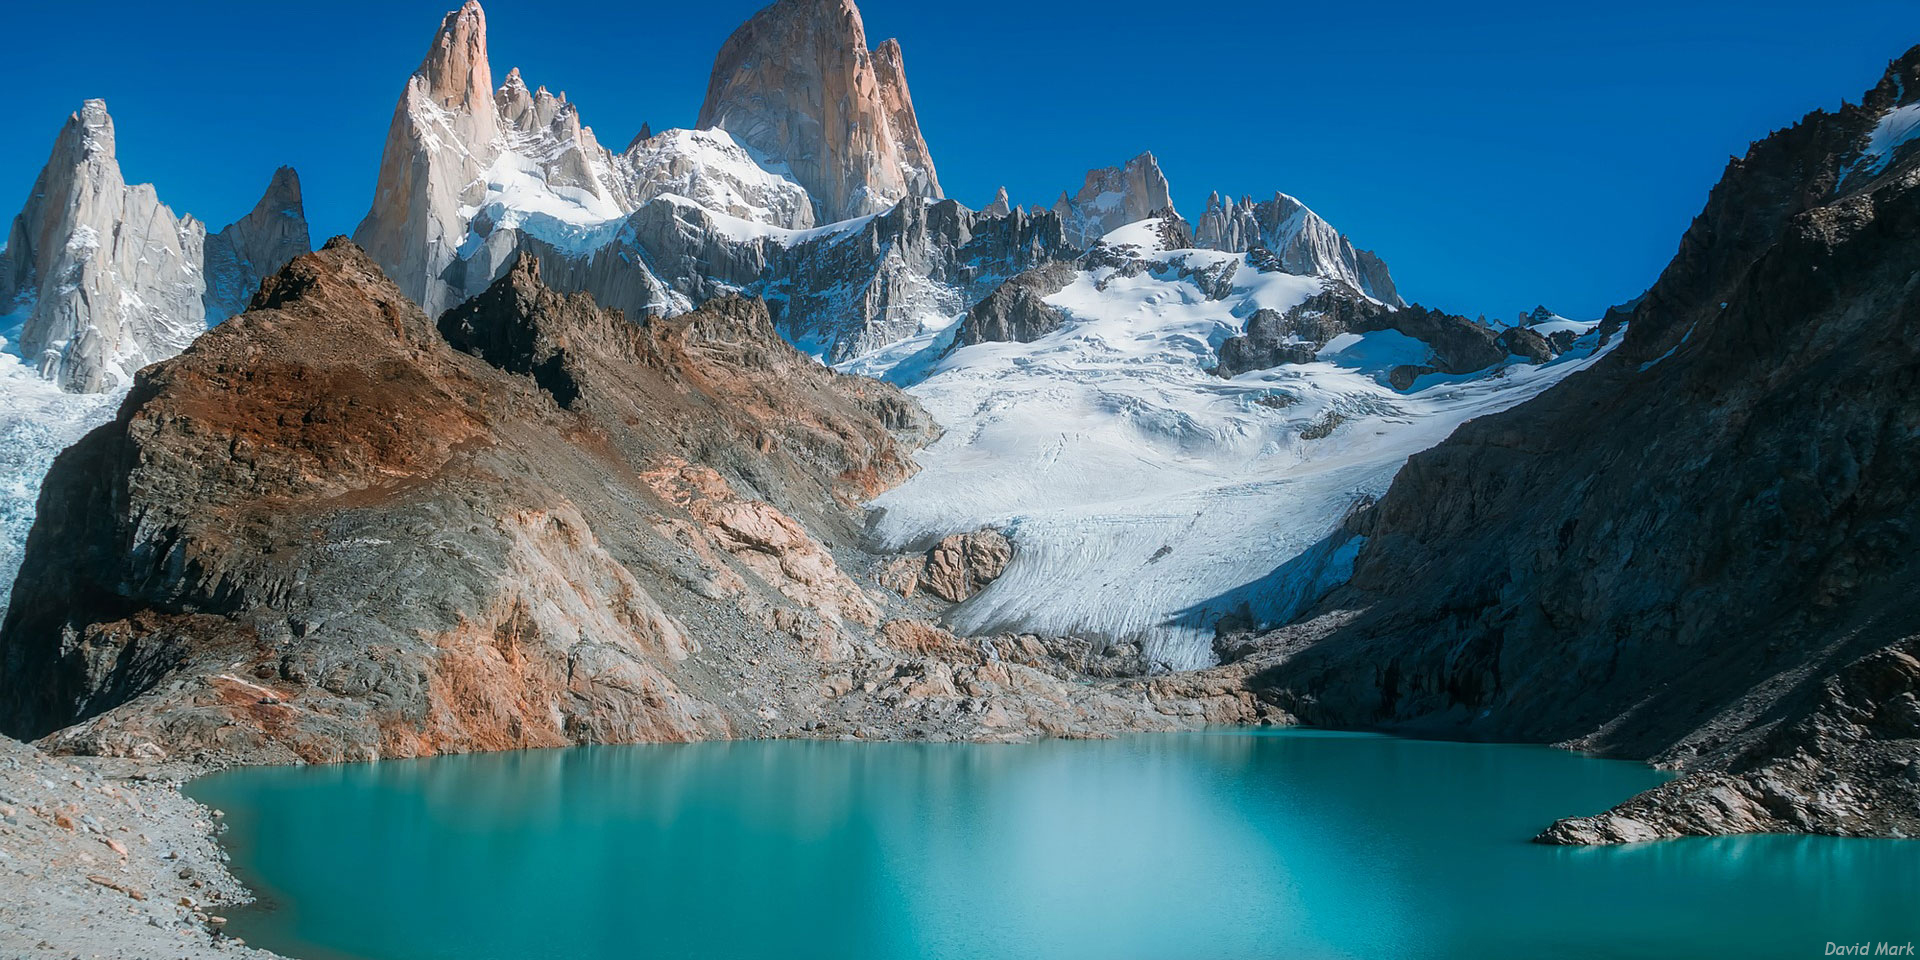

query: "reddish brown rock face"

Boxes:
[0, 242, 930, 761]
[921, 531, 1013, 603]
[697, 0, 942, 222]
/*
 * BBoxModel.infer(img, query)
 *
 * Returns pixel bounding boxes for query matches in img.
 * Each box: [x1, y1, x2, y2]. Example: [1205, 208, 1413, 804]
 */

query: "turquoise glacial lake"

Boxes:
[186, 731, 1920, 960]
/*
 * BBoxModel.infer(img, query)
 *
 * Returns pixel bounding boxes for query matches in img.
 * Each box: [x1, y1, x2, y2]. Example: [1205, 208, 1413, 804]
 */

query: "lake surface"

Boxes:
[187, 731, 1920, 960]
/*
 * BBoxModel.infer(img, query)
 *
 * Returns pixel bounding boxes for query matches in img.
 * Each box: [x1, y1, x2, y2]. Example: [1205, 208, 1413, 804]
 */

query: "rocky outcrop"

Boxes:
[0, 101, 206, 393]
[0, 241, 1230, 763]
[1495, 325, 1556, 364]
[1195, 191, 1403, 306]
[1214, 287, 1388, 376]
[947, 260, 1077, 349]
[981, 187, 1012, 218]
[877, 530, 1013, 603]
[203, 166, 312, 323]
[1377, 305, 1507, 388]
[1053, 153, 1176, 248]
[922, 531, 1013, 603]
[1246, 46, 1920, 842]
[1537, 641, 1920, 843]
[697, 0, 941, 223]
[1213, 285, 1507, 383]
[0, 240, 916, 757]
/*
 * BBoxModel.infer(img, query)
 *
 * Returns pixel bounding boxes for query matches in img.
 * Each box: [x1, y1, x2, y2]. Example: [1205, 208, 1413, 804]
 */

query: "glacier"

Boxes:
[0, 342, 122, 617]
[858, 219, 1612, 670]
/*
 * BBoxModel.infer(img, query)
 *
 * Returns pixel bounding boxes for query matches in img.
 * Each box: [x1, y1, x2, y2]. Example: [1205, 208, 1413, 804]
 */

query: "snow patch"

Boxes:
[1843, 101, 1920, 183]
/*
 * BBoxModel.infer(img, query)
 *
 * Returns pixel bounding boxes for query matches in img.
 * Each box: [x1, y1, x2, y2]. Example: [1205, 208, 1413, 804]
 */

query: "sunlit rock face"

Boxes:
[0, 100, 206, 394]
[1051, 152, 1176, 250]
[697, 0, 942, 223]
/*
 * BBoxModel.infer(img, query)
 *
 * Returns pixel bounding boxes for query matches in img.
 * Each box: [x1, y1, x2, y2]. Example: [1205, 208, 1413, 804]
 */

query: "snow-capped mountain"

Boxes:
[865, 219, 1608, 668]
[1, 100, 208, 394]
[1052, 152, 1178, 249]
[1195, 191, 1402, 306]
[0, 100, 310, 618]
[0, 102, 313, 394]
[0, 0, 1597, 660]
[351, 0, 1079, 361]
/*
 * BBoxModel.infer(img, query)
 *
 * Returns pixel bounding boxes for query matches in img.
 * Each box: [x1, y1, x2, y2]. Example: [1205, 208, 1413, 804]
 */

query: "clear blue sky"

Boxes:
[4, 0, 1916, 320]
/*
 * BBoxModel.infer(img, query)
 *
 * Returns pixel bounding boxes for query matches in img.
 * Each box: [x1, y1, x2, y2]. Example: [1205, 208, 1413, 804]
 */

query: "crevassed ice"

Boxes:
[859, 220, 1614, 670]
[0, 346, 122, 619]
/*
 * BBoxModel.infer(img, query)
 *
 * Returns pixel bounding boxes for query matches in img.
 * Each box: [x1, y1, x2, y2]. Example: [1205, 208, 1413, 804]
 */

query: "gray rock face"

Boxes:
[0, 101, 206, 393]
[1195, 191, 1403, 306]
[766, 199, 1074, 362]
[948, 260, 1077, 349]
[1213, 284, 1504, 382]
[1052, 152, 1176, 248]
[980, 186, 1012, 218]
[1250, 46, 1920, 842]
[203, 166, 312, 323]
[1495, 325, 1556, 364]
[697, 0, 941, 223]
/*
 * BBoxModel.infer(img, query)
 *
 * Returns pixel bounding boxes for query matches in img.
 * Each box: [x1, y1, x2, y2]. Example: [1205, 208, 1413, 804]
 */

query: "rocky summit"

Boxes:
[698, 0, 942, 223]
[0, 101, 309, 395]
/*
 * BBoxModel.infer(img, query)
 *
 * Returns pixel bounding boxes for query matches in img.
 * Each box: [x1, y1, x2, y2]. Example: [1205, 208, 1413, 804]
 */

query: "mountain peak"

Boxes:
[697, 0, 941, 221]
[204, 165, 313, 322]
[1, 99, 207, 392]
[1052, 152, 1176, 247]
[1193, 187, 1402, 305]
[419, 0, 492, 115]
[981, 186, 1011, 218]
[61, 99, 116, 160]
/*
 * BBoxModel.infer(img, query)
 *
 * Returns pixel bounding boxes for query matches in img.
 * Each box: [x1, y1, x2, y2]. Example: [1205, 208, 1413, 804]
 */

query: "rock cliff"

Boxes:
[1214, 285, 1516, 382]
[0, 101, 206, 393]
[697, 0, 942, 223]
[1244, 46, 1920, 842]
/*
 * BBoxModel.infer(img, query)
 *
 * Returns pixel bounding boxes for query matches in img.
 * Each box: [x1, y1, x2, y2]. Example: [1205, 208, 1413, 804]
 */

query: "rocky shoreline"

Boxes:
[0, 641, 1273, 960]
[0, 735, 283, 959]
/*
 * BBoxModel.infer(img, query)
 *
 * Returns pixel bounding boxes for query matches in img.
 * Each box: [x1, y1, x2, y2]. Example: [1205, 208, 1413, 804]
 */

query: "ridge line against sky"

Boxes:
[3, 0, 1917, 321]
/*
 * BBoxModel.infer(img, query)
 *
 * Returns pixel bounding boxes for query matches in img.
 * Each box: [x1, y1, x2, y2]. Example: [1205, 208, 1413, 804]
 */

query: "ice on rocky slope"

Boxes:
[0, 343, 122, 619]
[1845, 100, 1920, 182]
[862, 220, 1616, 670]
[626, 129, 816, 230]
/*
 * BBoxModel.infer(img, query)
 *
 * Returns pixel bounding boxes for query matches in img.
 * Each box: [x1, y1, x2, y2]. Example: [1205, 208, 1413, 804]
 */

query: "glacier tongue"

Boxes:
[864, 220, 1616, 669]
